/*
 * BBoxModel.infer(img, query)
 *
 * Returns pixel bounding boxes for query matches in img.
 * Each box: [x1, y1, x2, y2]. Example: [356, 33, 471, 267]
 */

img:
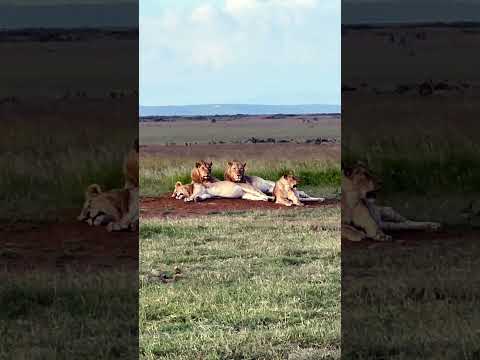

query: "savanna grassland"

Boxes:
[140, 114, 341, 358]
[1, 30, 138, 359]
[140, 207, 340, 360]
[342, 25, 480, 359]
[140, 114, 341, 197]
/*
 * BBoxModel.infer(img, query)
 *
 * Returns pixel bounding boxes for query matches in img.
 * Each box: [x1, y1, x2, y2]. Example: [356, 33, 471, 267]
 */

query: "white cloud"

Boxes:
[140, 0, 340, 104]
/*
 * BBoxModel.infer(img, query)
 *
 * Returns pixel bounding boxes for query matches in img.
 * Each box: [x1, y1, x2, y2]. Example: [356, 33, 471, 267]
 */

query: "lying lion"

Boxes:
[224, 161, 323, 201]
[172, 180, 273, 202]
[342, 164, 441, 242]
[78, 138, 139, 232]
[191, 160, 219, 184]
[273, 174, 304, 206]
[78, 184, 138, 232]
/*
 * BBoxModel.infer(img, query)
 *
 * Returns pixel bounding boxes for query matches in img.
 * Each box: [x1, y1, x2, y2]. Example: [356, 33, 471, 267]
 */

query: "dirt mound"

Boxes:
[141, 194, 339, 219]
[1, 221, 137, 271]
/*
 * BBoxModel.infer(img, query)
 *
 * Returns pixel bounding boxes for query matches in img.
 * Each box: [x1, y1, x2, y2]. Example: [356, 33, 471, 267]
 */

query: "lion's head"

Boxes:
[343, 164, 380, 199]
[191, 160, 213, 183]
[172, 181, 194, 200]
[78, 184, 104, 221]
[281, 173, 300, 189]
[225, 161, 247, 182]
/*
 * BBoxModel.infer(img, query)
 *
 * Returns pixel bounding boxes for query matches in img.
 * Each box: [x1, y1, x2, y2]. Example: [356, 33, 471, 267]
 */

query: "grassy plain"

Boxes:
[1, 271, 138, 359]
[140, 115, 340, 145]
[342, 25, 480, 359]
[140, 115, 341, 358]
[140, 207, 341, 359]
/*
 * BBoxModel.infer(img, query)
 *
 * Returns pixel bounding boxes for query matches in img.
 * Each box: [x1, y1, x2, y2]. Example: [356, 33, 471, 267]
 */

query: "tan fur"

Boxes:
[342, 164, 441, 242]
[273, 174, 304, 207]
[78, 138, 139, 232]
[123, 138, 139, 188]
[225, 161, 323, 201]
[191, 160, 219, 184]
[172, 180, 273, 202]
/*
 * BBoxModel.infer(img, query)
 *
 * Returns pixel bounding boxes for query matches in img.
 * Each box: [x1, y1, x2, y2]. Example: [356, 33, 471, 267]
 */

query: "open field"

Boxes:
[342, 25, 480, 358]
[140, 207, 340, 359]
[343, 229, 480, 359]
[140, 114, 340, 145]
[342, 26, 480, 222]
[140, 114, 341, 358]
[1, 271, 138, 359]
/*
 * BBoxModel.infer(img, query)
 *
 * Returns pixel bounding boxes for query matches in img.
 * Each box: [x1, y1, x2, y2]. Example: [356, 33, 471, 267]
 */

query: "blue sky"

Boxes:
[140, 0, 341, 106]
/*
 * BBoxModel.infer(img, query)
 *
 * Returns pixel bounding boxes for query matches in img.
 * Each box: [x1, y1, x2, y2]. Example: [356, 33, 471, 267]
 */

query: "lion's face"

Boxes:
[226, 161, 246, 182]
[195, 161, 213, 181]
[172, 182, 193, 200]
[346, 165, 380, 198]
[78, 184, 103, 221]
[283, 174, 300, 189]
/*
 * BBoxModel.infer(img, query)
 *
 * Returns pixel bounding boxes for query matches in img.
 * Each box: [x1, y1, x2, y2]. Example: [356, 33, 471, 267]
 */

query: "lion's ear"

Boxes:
[228, 161, 233, 166]
[283, 174, 288, 179]
[175, 181, 182, 187]
[208, 161, 213, 167]
[243, 162, 247, 168]
[195, 161, 201, 168]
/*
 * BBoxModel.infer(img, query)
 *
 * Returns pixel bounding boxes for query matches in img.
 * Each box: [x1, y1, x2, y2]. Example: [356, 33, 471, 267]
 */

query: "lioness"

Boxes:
[172, 181, 273, 202]
[78, 184, 138, 231]
[342, 164, 441, 241]
[78, 138, 139, 232]
[224, 161, 323, 201]
[273, 174, 304, 206]
[191, 160, 219, 184]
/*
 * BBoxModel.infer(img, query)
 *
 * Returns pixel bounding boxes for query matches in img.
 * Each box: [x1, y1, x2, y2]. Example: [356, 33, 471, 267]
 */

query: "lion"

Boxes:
[273, 174, 304, 207]
[78, 138, 139, 232]
[172, 180, 273, 203]
[78, 184, 138, 232]
[342, 164, 441, 242]
[224, 161, 323, 201]
[191, 160, 219, 184]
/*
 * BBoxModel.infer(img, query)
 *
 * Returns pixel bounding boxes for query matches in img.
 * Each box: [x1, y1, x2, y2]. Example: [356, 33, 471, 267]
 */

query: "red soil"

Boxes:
[141, 194, 339, 219]
[342, 228, 480, 249]
[0, 221, 137, 272]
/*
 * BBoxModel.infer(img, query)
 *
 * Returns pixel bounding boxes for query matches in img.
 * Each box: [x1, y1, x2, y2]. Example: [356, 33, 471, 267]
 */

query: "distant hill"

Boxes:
[140, 104, 341, 117]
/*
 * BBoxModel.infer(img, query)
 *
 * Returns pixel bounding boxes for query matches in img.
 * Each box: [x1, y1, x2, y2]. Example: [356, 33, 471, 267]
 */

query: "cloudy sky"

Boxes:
[140, 0, 341, 106]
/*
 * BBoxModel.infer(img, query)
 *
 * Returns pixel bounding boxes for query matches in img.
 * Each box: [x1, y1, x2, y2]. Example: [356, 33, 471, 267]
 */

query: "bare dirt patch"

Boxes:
[141, 194, 339, 219]
[0, 220, 137, 271]
[342, 228, 480, 249]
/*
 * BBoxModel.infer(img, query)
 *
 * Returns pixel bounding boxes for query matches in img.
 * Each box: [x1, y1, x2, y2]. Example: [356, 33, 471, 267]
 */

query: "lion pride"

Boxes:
[224, 160, 323, 202]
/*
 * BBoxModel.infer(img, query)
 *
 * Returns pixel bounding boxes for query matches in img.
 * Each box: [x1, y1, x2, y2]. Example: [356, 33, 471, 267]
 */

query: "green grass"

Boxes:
[343, 96, 480, 195]
[0, 104, 136, 222]
[343, 235, 480, 359]
[139, 208, 341, 359]
[140, 157, 341, 197]
[0, 271, 138, 359]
